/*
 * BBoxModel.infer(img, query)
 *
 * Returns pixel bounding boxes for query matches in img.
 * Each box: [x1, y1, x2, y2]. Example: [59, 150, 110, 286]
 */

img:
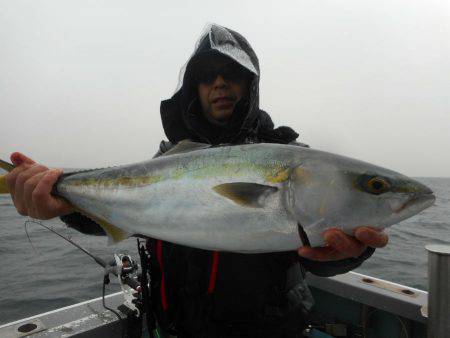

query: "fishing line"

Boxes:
[23, 219, 125, 338]
[102, 272, 125, 338]
[24, 219, 107, 268]
[24, 220, 40, 255]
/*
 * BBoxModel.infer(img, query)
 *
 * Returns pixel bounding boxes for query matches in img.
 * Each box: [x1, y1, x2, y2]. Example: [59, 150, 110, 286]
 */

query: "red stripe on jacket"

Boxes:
[156, 240, 168, 311]
[207, 251, 220, 294]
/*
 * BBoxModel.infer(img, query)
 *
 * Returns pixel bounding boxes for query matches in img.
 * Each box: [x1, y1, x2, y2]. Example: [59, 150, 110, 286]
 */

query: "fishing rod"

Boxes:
[24, 220, 156, 337]
[24, 220, 140, 286]
[25, 220, 108, 269]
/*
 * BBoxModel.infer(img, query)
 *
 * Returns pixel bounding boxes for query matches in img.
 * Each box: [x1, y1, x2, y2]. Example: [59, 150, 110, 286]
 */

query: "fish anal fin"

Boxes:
[74, 207, 129, 243]
[164, 139, 212, 156]
[213, 182, 278, 208]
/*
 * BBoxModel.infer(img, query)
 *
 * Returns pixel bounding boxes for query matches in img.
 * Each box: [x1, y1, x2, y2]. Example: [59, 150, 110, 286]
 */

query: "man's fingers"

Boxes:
[6, 163, 36, 188]
[14, 165, 48, 212]
[298, 226, 389, 262]
[354, 227, 389, 248]
[6, 152, 42, 198]
[298, 246, 350, 262]
[32, 169, 61, 200]
[5, 164, 30, 197]
[22, 171, 47, 217]
[324, 229, 366, 257]
[4, 154, 72, 220]
[10, 152, 35, 166]
[33, 169, 73, 219]
[6, 164, 36, 214]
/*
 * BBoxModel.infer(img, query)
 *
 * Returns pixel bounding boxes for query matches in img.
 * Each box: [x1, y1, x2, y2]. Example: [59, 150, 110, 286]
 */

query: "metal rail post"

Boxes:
[426, 244, 450, 338]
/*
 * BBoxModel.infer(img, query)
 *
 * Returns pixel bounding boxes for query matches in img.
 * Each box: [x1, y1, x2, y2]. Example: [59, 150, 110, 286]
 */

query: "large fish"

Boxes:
[0, 141, 435, 253]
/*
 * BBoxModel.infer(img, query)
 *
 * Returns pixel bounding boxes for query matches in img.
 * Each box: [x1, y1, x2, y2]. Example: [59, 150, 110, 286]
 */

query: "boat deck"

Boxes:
[0, 271, 428, 337]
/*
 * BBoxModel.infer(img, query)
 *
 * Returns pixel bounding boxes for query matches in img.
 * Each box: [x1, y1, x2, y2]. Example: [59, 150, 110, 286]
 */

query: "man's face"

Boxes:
[196, 55, 250, 122]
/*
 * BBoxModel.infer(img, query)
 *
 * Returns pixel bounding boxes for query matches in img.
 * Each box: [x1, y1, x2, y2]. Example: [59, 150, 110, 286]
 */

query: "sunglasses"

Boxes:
[196, 63, 250, 85]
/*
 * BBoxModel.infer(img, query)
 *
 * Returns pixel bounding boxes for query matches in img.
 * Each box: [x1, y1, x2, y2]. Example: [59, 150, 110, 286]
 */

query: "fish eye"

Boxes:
[366, 177, 390, 195]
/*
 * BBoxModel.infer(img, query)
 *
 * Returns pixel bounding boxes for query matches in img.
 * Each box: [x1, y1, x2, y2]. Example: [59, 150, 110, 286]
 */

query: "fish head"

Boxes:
[289, 150, 435, 235]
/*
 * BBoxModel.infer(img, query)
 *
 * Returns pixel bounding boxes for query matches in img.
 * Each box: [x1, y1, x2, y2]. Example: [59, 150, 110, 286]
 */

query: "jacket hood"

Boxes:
[160, 23, 299, 145]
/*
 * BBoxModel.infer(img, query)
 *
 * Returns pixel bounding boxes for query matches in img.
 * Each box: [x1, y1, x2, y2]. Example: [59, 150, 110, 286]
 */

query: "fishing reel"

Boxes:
[113, 248, 159, 338]
[113, 253, 141, 317]
[101, 245, 156, 338]
[115, 254, 139, 278]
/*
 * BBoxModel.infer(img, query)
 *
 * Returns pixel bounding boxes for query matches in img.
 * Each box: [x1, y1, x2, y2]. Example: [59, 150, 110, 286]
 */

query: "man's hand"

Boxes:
[5, 152, 74, 220]
[298, 226, 388, 262]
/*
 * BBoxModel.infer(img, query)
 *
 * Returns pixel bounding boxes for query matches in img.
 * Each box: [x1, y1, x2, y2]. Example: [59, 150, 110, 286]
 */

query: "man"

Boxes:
[5, 24, 388, 337]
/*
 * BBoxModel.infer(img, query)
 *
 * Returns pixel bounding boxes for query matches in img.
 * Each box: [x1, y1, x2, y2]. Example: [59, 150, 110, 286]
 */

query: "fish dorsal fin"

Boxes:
[164, 139, 212, 156]
[213, 182, 278, 208]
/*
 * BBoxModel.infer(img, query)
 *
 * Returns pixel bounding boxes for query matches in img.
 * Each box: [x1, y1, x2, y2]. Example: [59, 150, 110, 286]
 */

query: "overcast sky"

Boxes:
[1, 0, 449, 177]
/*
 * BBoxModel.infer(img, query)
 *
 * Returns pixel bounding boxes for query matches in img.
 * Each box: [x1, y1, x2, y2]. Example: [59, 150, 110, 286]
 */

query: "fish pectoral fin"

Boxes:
[164, 139, 212, 156]
[213, 182, 278, 208]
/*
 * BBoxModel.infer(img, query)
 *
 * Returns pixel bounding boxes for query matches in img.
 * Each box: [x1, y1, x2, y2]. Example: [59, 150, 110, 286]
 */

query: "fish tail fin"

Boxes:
[0, 175, 9, 194]
[0, 159, 15, 172]
[0, 159, 15, 194]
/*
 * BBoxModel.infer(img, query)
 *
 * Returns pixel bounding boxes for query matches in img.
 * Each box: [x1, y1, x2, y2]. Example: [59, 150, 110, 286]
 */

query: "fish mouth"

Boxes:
[396, 192, 436, 213]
